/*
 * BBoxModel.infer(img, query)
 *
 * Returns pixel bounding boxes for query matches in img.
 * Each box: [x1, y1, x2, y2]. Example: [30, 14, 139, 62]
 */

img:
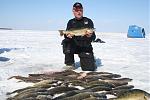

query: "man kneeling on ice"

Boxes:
[61, 2, 97, 71]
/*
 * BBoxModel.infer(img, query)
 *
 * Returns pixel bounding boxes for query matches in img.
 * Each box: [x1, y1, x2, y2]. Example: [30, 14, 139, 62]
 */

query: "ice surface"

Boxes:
[0, 30, 149, 99]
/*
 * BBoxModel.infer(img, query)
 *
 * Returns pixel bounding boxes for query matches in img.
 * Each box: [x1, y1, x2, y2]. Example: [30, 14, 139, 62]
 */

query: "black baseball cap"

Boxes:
[73, 2, 83, 9]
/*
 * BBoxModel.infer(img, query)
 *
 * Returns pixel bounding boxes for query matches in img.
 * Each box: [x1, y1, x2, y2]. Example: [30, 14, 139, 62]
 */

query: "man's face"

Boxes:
[73, 7, 83, 20]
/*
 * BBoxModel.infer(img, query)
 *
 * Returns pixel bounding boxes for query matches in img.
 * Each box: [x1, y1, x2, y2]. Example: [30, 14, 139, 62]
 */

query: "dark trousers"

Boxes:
[62, 38, 97, 71]
[62, 40, 96, 71]
[65, 53, 75, 65]
[65, 52, 96, 71]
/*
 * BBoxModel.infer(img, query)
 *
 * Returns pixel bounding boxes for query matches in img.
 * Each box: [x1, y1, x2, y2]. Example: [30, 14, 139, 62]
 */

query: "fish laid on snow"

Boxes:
[58, 28, 95, 36]
[110, 89, 150, 100]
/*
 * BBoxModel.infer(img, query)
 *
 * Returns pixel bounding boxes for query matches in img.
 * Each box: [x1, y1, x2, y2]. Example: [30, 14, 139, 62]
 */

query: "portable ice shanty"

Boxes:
[127, 25, 145, 38]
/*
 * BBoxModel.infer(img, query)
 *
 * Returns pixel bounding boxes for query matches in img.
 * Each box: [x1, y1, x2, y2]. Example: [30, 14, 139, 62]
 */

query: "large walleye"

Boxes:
[58, 28, 95, 36]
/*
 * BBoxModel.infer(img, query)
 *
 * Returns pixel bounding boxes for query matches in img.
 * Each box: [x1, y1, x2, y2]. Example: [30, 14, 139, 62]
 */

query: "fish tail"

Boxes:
[58, 30, 64, 36]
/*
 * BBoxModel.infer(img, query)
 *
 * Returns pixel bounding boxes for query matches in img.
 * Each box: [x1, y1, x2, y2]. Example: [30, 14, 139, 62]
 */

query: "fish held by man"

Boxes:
[58, 28, 95, 36]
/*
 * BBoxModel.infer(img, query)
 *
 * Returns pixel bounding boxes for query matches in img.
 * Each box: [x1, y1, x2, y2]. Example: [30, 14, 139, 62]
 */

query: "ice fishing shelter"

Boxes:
[127, 25, 145, 38]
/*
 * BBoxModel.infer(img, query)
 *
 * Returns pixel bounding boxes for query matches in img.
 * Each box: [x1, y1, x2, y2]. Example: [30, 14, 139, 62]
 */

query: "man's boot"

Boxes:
[63, 63, 75, 70]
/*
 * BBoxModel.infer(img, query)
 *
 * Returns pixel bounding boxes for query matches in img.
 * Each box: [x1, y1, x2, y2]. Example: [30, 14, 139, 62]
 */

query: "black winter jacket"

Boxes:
[65, 17, 96, 47]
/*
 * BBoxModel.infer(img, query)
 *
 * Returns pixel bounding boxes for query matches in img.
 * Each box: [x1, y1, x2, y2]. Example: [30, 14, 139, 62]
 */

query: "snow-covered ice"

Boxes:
[0, 30, 149, 99]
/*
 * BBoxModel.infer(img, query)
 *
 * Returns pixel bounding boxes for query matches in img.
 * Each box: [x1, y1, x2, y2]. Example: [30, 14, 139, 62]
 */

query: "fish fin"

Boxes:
[93, 28, 96, 31]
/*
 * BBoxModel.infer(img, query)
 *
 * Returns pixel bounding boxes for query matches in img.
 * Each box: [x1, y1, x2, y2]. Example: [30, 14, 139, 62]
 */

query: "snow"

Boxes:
[0, 30, 150, 99]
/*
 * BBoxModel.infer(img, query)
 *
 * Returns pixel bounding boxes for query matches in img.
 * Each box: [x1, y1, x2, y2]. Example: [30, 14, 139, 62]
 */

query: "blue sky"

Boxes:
[0, 0, 149, 33]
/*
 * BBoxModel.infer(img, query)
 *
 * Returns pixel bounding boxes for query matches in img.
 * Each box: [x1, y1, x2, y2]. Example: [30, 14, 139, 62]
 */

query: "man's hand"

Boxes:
[85, 30, 93, 37]
[66, 33, 74, 38]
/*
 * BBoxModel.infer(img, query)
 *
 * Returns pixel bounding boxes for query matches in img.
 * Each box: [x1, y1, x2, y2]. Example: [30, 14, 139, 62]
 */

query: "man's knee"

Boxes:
[79, 52, 97, 71]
